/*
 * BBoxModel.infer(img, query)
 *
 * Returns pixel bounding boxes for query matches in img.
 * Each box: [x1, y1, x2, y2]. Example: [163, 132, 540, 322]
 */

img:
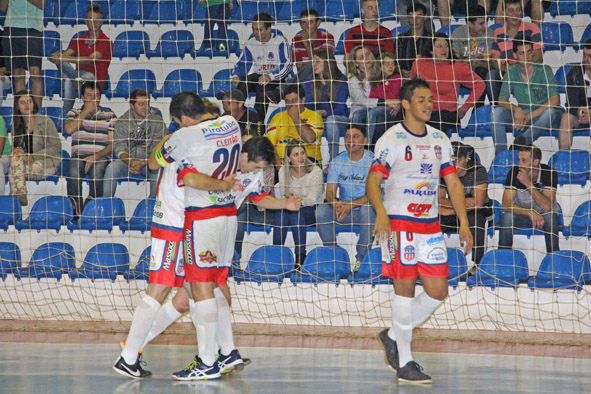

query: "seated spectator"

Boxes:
[490, 0, 543, 77]
[202, 97, 221, 116]
[439, 142, 491, 267]
[273, 141, 324, 270]
[396, 2, 433, 77]
[64, 81, 116, 217]
[493, 0, 543, 26]
[265, 84, 324, 164]
[305, 49, 349, 161]
[499, 144, 560, 253]
[316, 124, 375, 272]
[102, 89, 165, 198]
[49, 4, 112, 113]
[8, 91, 61, 206]
[558, 39, 591, 151]
[451, 4, 500, 106]
[410, 33, 485, 132]
[492, 35, 560, 155]
[231, 12, 293, 122]
[397, 0, 435, 33]
[217, 89, 263, 135]
[344, 0, 394, 58]
[0, 115, 9, 195]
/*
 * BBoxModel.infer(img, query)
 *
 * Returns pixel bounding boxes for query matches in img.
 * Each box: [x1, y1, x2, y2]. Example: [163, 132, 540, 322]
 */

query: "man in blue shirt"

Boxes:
[316, 124, 376, 271]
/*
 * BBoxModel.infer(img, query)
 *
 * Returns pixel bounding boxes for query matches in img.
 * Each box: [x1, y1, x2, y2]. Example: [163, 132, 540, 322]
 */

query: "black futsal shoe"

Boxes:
[377, 329, 399, 371]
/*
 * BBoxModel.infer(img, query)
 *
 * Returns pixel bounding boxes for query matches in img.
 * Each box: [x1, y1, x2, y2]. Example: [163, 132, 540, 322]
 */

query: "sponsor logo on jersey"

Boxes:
[209, 191, 235, 205]
[416, 144, 431, 150]
[378, 148, 389, 161]
[420, 164, 432, 174]
[216, 134, 239, 147]
[403, 181, 437, 196]
[426, 235, 444, 245]
[404, 245, 415, 261]
[432, 131, 444, 139]
[184, 229, 193, 265]
[428, 247, 446, 263]
[395, 132, 407, 139]
[407, 203, 432, 217]
[163, 241, 176, 271]
[204, 119, 239, 138]
[199, 250, 217, 264]
[434, 145, 442, 160]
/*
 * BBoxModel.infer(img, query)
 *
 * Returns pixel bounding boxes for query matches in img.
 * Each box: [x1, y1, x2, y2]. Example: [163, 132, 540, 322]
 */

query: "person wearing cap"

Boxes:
[217, 89, 263, 135]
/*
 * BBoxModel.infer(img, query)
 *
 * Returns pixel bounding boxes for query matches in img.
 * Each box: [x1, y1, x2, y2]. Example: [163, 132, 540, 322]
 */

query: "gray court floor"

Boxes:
[0, 343, 590, 393]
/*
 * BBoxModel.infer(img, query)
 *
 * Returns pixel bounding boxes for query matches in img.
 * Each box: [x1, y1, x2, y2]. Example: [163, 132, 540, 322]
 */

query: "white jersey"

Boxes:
[157, 115, 242, 221]
[232, 169, 267, 208]
[232, 29, 293, 81]
[370, 122, 456, 234]
[151, 162, 190, 242]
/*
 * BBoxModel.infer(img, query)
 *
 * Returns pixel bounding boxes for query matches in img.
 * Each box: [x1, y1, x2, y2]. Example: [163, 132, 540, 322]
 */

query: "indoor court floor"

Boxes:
[1, 341, 590, 393]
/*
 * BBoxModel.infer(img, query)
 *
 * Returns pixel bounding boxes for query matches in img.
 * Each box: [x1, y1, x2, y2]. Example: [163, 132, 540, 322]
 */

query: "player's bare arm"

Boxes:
[366, 170, 389, 242]
[255, 195, 302, 211]
[443, 172, 473, 253]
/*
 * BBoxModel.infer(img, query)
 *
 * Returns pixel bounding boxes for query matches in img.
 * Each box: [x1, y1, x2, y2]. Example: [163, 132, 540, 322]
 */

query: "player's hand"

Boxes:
[231, 76, 241, 87]
[517, 168, 532, 188]
[529, 210, 545, 229]
[372, 210, 391, 243]
[285, 195, 302, 211]
[459, 223, 473, 254]
[513, 107, 527, 131]
[83, 154, 97, 174]
[258, 74, 271, 85]
[221, 174, 240, 193]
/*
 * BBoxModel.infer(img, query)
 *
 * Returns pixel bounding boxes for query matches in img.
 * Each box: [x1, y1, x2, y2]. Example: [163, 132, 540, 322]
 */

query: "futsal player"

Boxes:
[366, 78, 473, 383]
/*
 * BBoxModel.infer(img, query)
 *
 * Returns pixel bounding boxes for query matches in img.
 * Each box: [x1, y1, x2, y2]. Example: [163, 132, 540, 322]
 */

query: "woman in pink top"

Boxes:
[410, 32, 485, 132]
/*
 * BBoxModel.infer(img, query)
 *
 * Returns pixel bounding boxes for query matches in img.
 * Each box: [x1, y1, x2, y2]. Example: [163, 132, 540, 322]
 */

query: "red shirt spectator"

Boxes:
[68, 31, 113, 89]
[292, 29, 335, 63]
[370, 74, 403, 100]
[491, 21, 543, 63]
[344, 24, 395, 57]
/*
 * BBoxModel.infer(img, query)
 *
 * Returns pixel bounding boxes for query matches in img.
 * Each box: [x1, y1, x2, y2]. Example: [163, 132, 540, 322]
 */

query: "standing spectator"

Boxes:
[0, 115, 9, 195]
[439, 142, 491, 267]
[64, 81, 116, 217]
[438, 0, 494, 27]
[0, 0, 44, 107]
[8, 91, 61, 206]
[410, 33, 485, 132]
[0, 37, 12, 104]
[49, 4, 112, 113]
[265, 84, 324, 164]
[231, 12, 293, 121]
[451, 4, 500, 106]
[217, 89, 263, 135]
[492, 36, 560, 155]
[316, 125, 375, 272]
[500, 144, 560, 253]
[273, 141, 324, 270]
[102, 89, 165, 198]
[494, 0, 543, 26]
[305, 49, 349, 161]
[200, 0, 232, 51]
[344, 0, 394, 58]
[490, 0, 543, 76]
[396, 2, 433, 77]
[558, 39, 591, 150]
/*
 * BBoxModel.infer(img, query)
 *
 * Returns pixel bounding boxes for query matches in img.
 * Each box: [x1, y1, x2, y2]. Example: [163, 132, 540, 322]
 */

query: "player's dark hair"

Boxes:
[584, 38, 591, 50]
[400, 78, 431, 105]
[300, 8, 319, 19]
[520, 144, 542, 162]
[169, 92, 207, 121]
[422, 32, 455, 59]
[130, 88, 148, 104]
[242, 136, 277, 165]
[347, 123, 367, 138]
[466, 4, 486, 23]
[407, 1, 427, 15]
[253, 11, 273, 28]
[81, 80, 101, 96]
[87, 4, 104, 17]
[512, 33, 533, 54]
[283, 84, 305, 99]
[504, 0, 522, 7]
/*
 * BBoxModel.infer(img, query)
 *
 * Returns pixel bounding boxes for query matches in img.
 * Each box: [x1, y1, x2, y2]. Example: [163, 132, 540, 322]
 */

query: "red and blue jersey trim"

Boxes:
[185, 204, 237, 223]
[151, 222, 183, 242]
[388, 215, 441, 234]
[369, 162, 390, 179]
[249, 191, 267, 204]
[440, 162, 457, 177]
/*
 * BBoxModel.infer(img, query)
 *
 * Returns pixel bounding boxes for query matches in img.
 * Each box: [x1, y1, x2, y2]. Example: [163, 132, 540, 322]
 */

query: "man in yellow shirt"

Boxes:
[265, 84, 324, 163]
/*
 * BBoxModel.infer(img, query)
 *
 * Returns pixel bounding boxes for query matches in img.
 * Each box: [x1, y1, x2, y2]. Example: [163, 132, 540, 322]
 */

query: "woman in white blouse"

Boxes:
[273, 141, 324, 270]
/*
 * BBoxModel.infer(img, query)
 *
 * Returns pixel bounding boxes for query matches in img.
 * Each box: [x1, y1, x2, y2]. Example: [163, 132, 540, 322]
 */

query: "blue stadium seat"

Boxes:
[107, 69, 157, 99]
[43, 31, 62, 57]
[487, 200, 503, 237]
[347, 248, 392, 287]
[0, 242, 21, 280]
[541, 22, 574, 52]
[554, 63, 577, 94]
[562, 201, 591, 238]
[120, 198, 155, 233]
[28, 69, 63, 98]
[15, 196, 73, 232]
[124, 246, 150, 281]
[320, 0, 359, 22]
[0, 106, 13, 133]
[276, 1, 314, 23]
[14, 243, 76, 281]
[69, 243, 129, 281]
[459, 105, 492, 138]
[245, 223, 272, 234]
[378, 0, 397, 21]
[334, 28, 351, 55]
[528, 251, 591, 290]
[578, 23, 591, 50]
[229, 0, 278, 23]
[44, 0, 62, 26]
[107, 0, 142, 26]
[0, 196, 22, 231]
[466, 249, 529, 288]
[112, 30, 150, 59]
[391, 26, 410, 38]
[447, 248, 469, 286]
[67, 197, 126, 233]
[547, 150, 590, 186]
[146, 30, 195, 59]
[143, 0, 188, 24]
[488, 150, 519, 184]
[39, 107, 66, 135]
[549, 0, 591, 16]
[200, 68, 233, 98]
[152, 69, 203, 98]
[437, 24, 462, 36]
[290, 246, 350, 284]
[192, 29, 240, 57]
[62, 2, 97, 25]
[234, 245, 294, 284]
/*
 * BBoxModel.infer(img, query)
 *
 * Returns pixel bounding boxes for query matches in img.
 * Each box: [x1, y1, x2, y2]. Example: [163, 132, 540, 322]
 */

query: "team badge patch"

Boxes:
[199, 250, 217, 264]
[434, 145, 442, 160]
[404, 245, 415, 261]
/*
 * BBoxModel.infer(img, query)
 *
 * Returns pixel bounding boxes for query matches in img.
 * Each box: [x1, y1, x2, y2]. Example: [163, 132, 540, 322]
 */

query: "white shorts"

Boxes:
[382, 231, 448, 279]
[149, 238, 185, 287]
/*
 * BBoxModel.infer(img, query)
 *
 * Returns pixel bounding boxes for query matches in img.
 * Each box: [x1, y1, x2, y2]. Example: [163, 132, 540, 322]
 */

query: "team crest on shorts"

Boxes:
[434, 145, 442, 160]
[149, 254, 157, 268]
[404, 245, 415, 261]
[176, 258, 185, 276]
[199, 250, 217, 264]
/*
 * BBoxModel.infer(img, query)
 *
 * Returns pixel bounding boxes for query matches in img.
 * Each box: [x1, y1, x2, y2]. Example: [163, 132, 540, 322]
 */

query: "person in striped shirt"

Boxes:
[344, 0, 395, 58]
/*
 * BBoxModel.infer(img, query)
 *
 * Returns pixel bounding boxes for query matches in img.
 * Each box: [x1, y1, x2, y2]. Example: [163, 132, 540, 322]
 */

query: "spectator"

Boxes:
[439, 142, 491, 267]
[102, 89, 165, 198]
[0, 38, 12, 104]
[217, 89, 263, 135]
[451, 4, 500, 106]
[0, 115, 9, 195]
[316, 124, 375, 272]
[231, 12, 293, 121]
[438, 0, 494, 27]
[200, 0, 232, 51]
[494, 0, 543, 26]
[558, 39, 591, 150]
[410, 33, 485, 132]
[305, 49, 349, 161]
[490, 0, 543, 77]
[273, 141, 324, 270]
[500, 144, 560, 253]
[0, 0, 44, 107]
[344, 0, 394, 58]
[49, 5, 112, 113]
[8, 91, 61, 206]
[202, 97, 221, 116]
[492, 36, 560, 155]
[64, 81, 116, 217]
[397, 0, 435, 33]
[396, 2, 433, 77]
[265, 84, 324, 164]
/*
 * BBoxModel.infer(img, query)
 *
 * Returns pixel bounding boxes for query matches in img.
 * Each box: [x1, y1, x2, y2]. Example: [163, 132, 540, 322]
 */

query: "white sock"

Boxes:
[214, 287, 235, 356]
[188, 299, 198, 329]
[141, 301, 183, 349]
[411, 292, 443, 328]
[121, 295, 161, 365]
[391, 295, 414, 367]
[194, 298, 218, 366]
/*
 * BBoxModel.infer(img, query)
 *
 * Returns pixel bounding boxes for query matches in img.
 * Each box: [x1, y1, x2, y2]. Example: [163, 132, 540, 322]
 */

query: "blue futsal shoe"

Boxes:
[172, 356, 221, 381]
[217, 349, 246, 374]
